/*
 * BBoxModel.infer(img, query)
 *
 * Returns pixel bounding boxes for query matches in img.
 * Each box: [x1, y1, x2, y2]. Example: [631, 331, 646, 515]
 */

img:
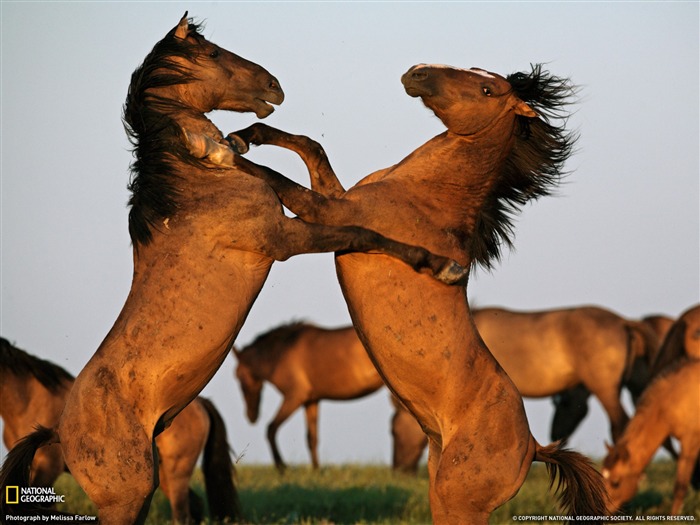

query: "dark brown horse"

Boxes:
[0, 15, 466, 524]
[233, 322, 384, 472]
[602, 358, 700, 515]
[0, 337, 238, 524]
[189, 63, 609, 522]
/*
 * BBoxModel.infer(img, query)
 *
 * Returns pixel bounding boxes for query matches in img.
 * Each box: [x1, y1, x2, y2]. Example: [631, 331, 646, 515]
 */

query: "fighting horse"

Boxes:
[0, 338, 238, 524]
[187, 62, 609, 522]
[602, 358, 700, 515]
[233, 322, 383, 472]
[0, 15, 465, 524]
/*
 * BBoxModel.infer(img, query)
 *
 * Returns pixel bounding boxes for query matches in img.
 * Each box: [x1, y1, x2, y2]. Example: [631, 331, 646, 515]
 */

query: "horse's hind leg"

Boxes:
[59, 403, 159, 524]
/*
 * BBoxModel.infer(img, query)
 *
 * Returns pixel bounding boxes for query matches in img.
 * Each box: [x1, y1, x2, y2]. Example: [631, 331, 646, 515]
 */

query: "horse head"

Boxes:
[233, 351, 263, 424]
[401, 64, 536, 135]
[162, 12, 284, 116]
[601, 442, 638, 513]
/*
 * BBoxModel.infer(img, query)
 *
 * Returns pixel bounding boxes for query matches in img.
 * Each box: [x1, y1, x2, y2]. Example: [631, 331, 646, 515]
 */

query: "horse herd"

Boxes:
[1, 12, 698, 524]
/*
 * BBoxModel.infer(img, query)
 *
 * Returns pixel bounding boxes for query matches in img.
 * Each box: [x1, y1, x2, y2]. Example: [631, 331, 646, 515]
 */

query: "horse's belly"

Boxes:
[335, 252, 487, 427]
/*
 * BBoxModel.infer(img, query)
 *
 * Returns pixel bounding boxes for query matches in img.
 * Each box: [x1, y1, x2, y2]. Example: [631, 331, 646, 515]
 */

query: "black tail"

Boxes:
[0, 426, 71, 520]
[535, 441, 611, 517]
[199, 397, 241, 521]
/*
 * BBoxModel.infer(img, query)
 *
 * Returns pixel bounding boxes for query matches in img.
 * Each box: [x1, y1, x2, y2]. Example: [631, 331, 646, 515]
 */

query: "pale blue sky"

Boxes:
[1, 1, 698, 467]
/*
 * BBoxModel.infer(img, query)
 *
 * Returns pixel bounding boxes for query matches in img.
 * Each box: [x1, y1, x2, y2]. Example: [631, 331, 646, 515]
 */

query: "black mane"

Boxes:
[0, 337, 74, 392]
[472, 63, 578, 270]
[244, 321, 309, 355]
[123, 19, 209, 247]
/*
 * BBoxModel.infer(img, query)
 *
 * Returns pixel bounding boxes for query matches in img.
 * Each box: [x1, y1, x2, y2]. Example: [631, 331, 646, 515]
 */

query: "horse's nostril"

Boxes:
[412, 71, 429, 81]
[269, 79, 281, 92]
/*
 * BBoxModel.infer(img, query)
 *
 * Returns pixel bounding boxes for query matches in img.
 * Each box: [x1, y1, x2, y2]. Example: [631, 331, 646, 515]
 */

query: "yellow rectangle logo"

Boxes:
[5, 485, 19, 504]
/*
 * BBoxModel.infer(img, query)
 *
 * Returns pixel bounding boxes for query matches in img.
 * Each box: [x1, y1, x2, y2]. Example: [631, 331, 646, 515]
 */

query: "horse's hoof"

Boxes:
[226, 133, 249, 154]
[436, 260, 469, 286]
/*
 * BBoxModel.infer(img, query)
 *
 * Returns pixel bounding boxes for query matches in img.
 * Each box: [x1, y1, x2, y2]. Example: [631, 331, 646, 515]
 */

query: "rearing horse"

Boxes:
[0, 15, 466, 524]
[188, 63, 610, 522]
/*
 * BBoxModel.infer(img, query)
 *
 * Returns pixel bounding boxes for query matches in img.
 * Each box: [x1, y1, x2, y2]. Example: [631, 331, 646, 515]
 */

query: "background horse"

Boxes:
[199, 63, 609, 522]
[550, 313, 674, 442]
[0, 14, 465, 524]
[233, 321, 384, 472]
[602, 358, 700, 515]
[472, 305, 659, 441]
[0, 337, 238, 524]
[389, 305, 660, 473]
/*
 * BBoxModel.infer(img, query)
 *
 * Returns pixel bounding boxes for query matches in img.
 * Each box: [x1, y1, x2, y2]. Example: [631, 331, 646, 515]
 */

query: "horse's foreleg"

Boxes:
[268, 217, 468, 286]
[304, 401, 320, 469]
[268, 396, 305, 473]
[671, 446, 699, 514]
[228, 123, 346, 197]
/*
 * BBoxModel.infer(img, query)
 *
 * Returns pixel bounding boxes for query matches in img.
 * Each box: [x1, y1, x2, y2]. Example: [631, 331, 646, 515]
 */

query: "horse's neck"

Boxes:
[0, 373, 35, 419]
[387, 130, 512, 244]
[245, 346, 281, 380]
[169, 109, 223, 141]
[619, 402, 670, 473]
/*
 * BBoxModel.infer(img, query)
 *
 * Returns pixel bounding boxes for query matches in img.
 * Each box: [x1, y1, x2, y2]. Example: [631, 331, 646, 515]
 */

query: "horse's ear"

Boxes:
[604, 441, 614, 454]
[174, 12, 189, 40]
[514, 99, 538, 118]
[231, 346, 241, 360]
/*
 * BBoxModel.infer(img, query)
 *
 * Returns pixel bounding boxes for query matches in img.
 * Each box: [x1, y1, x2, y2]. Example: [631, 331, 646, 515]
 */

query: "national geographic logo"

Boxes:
[4, 486, 65, 504]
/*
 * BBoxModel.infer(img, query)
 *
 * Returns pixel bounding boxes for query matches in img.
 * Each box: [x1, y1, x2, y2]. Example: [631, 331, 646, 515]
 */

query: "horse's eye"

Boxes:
[482, 87, 492, 96]
[209, 49, 220, 59]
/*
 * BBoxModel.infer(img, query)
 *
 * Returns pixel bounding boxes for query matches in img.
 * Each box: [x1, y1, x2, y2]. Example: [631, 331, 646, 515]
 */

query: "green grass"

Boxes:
[51, 460, 699, 524]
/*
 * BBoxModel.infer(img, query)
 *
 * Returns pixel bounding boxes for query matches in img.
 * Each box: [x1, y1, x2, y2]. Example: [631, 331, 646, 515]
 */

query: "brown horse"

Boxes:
[602, 358, 700, 515]
[0, 338, 238, 524]
[550, 313, 673, 446]
[233, 321, 384, 472]
[389, 306, 660, 473]
[0, 15, 466, 524]
[472, 306, 659, 441]
[190, 63, 609, 522]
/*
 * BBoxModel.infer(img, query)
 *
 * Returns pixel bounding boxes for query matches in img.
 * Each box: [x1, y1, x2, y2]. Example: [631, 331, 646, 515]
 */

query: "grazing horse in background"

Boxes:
[0, 15, 466, 524]
[472, 305, 659, 441]
[602, 358, 700, 515]
[233, 322, 384, 472]
[190, 63, 609, 522]
[0, 338, 238, 524]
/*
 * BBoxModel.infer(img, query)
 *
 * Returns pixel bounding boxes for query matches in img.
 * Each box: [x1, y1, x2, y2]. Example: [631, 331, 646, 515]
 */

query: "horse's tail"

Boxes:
[199, 397, 241, 521]
[0, 426, 67, 518]
[534, 441, 610, 517]
[624, 321, 660, 381]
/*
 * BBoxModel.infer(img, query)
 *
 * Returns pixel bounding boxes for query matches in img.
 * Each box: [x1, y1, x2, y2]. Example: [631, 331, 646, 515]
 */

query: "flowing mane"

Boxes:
[123, 18, 209, 248]
[473, 63, 578, 269]
[0, 338, 73, 392]
[243, 321, 309, 357]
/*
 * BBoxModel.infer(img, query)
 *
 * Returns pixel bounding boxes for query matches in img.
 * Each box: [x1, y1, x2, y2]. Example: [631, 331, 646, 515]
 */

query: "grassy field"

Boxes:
[53, 460, 699, 524]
